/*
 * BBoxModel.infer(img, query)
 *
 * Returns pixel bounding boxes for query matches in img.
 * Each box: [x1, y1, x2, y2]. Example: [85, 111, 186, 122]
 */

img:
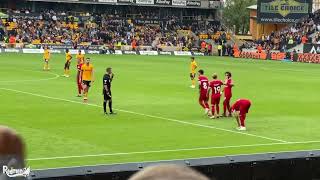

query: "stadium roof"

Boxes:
[247, 4, 257, 10]
[0, 12, 8, 18]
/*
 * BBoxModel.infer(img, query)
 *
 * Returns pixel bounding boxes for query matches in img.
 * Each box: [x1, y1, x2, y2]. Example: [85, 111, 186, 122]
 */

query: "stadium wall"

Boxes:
[28, 150, 320, 180]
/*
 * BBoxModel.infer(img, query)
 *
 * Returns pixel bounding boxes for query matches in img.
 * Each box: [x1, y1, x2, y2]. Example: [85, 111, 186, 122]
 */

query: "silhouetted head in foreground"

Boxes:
[129, 164, 211, 180]
[0, 126, 25, 168]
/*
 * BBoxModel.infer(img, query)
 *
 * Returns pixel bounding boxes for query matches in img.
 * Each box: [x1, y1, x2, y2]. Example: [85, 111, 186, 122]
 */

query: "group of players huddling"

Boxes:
[42, 46, 115, 115]
[42, 47, 251, 129]
[190, 57, 251, 131]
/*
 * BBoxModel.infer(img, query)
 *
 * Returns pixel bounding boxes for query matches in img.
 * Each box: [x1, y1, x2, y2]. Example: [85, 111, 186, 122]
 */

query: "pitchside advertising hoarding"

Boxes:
[27, 0, 204, 7]
[0, 48, 205, 56]
[303, 43, 320, 53]
[257, 0, 312, 23]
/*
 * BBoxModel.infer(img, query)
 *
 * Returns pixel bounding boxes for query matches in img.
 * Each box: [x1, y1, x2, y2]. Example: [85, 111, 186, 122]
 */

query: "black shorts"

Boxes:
[190, 73, 196, 80]
[64, 61, 71, 69]
[103, 91, 112, 100]
[82, 80, 91, 87]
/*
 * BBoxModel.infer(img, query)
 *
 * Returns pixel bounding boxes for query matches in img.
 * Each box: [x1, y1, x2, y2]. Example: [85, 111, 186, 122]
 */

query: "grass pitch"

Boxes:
[0, 53, 320, 169]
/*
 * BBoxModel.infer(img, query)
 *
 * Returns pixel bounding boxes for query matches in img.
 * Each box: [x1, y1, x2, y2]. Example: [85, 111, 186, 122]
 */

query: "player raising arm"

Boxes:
[197, 70, 210, 115]
[207, 73, 223, 119]
[80, 58, 94, 101]
[43, 46, 51, 71]
[231, 99, 251, 131]
[103, 67, 115, 115]
[76, 58, 83, 97]
[190, 57, 198, 88]
[223, 71, 234, 117]
[63, 49, 72, 77]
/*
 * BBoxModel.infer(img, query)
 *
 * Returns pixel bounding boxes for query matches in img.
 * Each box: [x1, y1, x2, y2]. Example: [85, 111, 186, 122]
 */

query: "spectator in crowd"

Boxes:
[207, 43, 212, 55]
[217, 43, 222, 56]
[257, 44, 263, 53]
[301, 34, 308, 44]
[226, 43, 232, 56]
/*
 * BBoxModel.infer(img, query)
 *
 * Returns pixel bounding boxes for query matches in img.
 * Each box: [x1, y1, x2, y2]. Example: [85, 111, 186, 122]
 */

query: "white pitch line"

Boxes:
[27, 140, 320, 161]
[113, 109, 288, 143]
[0, 71, 60, 83]
[0, 87, 288, 143]
[259, 67, 307, 73]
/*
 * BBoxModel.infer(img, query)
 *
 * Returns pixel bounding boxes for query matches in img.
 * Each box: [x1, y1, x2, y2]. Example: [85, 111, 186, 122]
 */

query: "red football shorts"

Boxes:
[239, 102, 251, 115]
[224, 93, 232, 100]
[199, 93, 208, 101]
[211, 95, 221, 105]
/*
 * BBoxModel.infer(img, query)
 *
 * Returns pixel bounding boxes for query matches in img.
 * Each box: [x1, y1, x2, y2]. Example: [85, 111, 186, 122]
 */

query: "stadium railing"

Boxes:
[28, 150, 320, 180]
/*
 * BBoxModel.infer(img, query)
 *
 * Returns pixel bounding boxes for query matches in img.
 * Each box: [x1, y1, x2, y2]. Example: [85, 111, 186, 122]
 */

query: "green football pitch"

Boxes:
[1, 53, 320, 170]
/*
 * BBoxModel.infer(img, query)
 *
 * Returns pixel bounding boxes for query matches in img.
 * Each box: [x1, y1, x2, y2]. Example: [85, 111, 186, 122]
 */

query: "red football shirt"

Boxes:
[77, 63, 83, 81]
[231, 99, 251, 113]
[209, 80, 223, 95]
[77, 63, 83, 71]
[224, 78, 233, 96]
[198, 75, 209, 96]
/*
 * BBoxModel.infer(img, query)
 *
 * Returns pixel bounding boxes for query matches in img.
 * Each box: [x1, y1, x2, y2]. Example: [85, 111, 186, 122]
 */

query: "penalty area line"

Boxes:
[0, 71, 60, 83]
[27, 140, 320, 161]
[0, 87, 288, 143]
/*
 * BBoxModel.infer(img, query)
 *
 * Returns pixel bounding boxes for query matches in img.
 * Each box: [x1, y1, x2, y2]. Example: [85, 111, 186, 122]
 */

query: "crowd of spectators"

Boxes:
[248, 12, 320, 52]
[5, 7, 320, 54]
[0, 7, 223, 52]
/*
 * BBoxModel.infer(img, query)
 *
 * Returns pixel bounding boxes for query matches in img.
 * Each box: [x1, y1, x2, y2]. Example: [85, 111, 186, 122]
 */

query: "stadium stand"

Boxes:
[244, 11, 320, 52]
[0, 5, 229, 54]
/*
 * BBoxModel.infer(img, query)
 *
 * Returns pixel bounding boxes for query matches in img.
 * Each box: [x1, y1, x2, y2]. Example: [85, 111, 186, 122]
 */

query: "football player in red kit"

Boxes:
[223, 72, 234, 117]
[231, 99, 251, 131]
[76, 58, 83, 97]
[207, 73, 223, 119]
[197, 70, 210, 115]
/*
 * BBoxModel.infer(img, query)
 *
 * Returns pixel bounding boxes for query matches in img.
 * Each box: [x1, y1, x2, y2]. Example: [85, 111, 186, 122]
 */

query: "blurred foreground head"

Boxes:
[0, 126, 25, 167]
[129, 164, 210, 180]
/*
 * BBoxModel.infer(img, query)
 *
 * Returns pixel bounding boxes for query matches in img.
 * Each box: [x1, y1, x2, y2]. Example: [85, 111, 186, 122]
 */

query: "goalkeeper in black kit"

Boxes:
[103, 67, 115, 115]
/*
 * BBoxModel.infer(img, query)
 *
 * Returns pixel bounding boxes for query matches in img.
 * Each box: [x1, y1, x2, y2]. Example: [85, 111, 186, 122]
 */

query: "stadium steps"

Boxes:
[288, 43, 304, 53]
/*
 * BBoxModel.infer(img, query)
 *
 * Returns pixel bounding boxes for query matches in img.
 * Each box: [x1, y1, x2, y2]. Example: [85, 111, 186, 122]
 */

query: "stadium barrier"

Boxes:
[0, 48, 206, 56]
[297, 53, 320, 63]
[233, 51, 288, 61]
[232, 43, 320, 64]
[28, 150, 320, 180]
[3, 46, 320, 63]
[303, 43, 320, 54]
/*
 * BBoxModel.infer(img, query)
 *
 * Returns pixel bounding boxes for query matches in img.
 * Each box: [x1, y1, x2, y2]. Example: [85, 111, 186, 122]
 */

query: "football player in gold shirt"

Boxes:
[64, 49, 73, 77]
[43, 46, 51, 70]
[190, 57, 198, 88]
[80, 58, 95, 101]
